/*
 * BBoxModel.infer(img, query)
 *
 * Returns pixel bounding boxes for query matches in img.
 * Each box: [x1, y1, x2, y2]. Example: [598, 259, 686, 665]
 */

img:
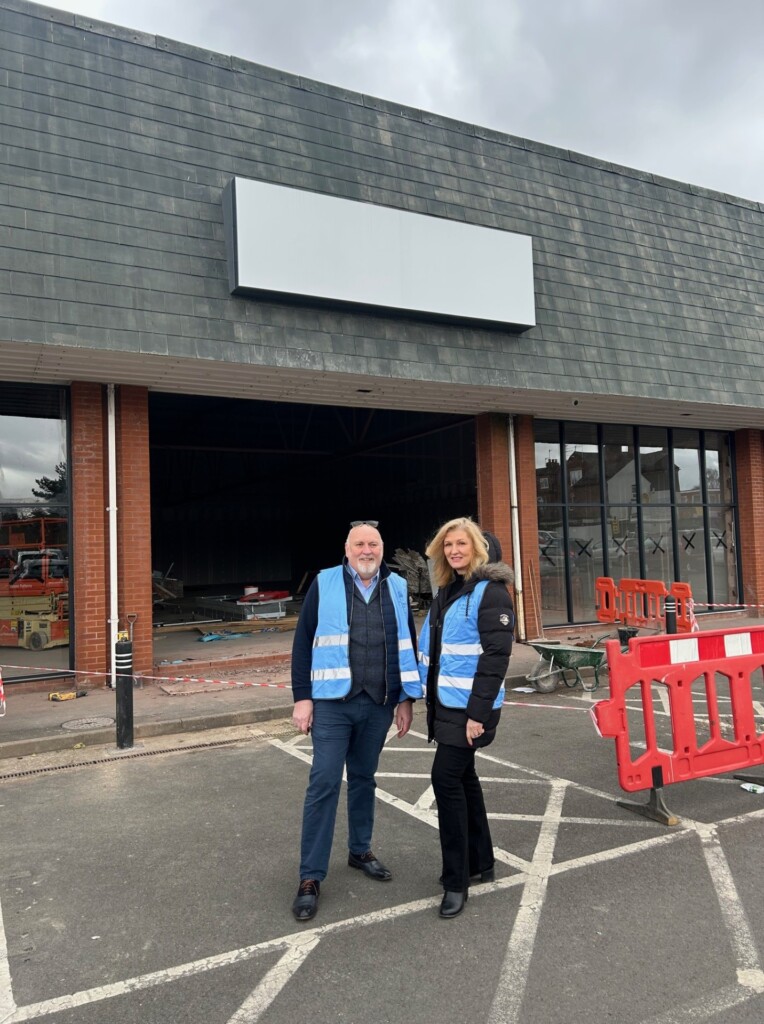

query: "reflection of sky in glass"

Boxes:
[639, 445, 700, 492]
[535, 442, 559, 469]
[0, 417, 66, 501]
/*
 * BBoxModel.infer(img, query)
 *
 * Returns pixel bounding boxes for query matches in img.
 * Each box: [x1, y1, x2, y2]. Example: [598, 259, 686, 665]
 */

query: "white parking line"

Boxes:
[487, 782, 567, 1024]
[4, 726, 764, 1023]
[0, 895, 17, 1022]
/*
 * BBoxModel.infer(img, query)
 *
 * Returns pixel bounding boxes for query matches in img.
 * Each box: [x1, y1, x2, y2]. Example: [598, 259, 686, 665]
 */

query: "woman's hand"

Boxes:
[466, 717, 485, 747]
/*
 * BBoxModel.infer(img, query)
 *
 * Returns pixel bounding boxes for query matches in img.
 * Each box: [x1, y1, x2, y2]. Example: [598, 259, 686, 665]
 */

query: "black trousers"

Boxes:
[431, 742, 494, 892]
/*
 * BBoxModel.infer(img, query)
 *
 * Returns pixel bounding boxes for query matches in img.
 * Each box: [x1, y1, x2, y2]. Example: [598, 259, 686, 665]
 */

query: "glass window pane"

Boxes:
[673, 429, 701, 504]
[0, 507, 70, 676]
[602, 509, 640, 579]
[639, 426, 671, 502]
[535, 421, 561, 507]
[538, 525, 567, 624]
[709, 506, 737, 605]
[0, 384, 69, 679]
[569, 520, 604, 621]
[705, 432, 733, 505]
[676, 505, 707, 599]
[0, 415, 67, 503]
[565, 422, 600, 505]
[642, 505, 674, 585]
[603, 425, 636, 505]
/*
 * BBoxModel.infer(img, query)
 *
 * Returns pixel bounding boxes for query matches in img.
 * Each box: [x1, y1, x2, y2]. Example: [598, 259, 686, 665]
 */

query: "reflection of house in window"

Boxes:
[536, 459, 561, 503]
[565, 449, 681, 505]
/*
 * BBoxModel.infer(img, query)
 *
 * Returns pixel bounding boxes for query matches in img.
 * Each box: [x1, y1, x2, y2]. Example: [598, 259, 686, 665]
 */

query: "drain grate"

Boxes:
[61, 716, 115, 731]
[0, 737, 245, 780]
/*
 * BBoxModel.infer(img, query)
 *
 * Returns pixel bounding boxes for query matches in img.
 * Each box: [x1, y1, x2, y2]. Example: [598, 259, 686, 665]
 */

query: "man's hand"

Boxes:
[292, 699, 314, 735]
[466, 717, 485, 747]
[395, 699, 413, 738]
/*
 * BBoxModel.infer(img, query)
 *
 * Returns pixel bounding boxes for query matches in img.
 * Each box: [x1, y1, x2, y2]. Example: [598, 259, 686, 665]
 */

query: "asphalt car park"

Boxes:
[2, 694, 764, 1024]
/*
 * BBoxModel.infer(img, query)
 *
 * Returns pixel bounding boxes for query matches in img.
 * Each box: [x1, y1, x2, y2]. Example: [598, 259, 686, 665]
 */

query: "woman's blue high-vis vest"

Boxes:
[310, 565, 422, 700]
[418, 580, 504, 710]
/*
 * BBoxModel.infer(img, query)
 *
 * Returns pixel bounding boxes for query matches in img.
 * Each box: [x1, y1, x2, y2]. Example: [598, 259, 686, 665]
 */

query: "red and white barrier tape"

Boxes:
[691, 601, 764, 610]
[0, 663, 290, 691]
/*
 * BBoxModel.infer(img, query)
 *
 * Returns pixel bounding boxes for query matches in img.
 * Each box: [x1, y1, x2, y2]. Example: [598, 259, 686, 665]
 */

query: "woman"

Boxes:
[419, 517, 514, 919]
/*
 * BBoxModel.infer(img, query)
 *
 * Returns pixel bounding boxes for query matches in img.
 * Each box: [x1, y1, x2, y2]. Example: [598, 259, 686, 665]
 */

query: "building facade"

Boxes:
[2, 0, 764, 682]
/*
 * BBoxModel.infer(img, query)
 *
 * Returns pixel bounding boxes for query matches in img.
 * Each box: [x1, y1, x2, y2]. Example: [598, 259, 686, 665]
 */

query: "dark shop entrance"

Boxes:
[148, 393, 477, 609]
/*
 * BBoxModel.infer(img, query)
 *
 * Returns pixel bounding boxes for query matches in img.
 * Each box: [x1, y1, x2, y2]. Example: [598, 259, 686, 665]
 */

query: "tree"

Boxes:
[31, 461, 68, 510]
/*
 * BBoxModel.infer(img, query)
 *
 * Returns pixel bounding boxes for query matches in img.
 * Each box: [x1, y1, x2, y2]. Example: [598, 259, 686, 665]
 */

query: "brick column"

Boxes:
[70, 382, 109, 677]
[734, 429, 764, 614]
[514, 415, 542, 639]
[475, 413, 511, 561]
[476, 414, 542, 640]
[116, 386, 153, 675]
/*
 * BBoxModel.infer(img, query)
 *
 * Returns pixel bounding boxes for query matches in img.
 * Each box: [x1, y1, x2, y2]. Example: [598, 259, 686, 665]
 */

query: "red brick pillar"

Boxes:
[476, 414, 542, 640]
[70, 382, 109, 678]
[734, 429, 764, 614]
[476, 413, 512, 562]
[116, 386, 153, 675]
[514, 416, 542, 639]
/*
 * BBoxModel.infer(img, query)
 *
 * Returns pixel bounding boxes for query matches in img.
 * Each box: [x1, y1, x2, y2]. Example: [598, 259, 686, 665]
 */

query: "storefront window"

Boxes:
[0, 385, 70, 680]
[534, 420, 739, 625]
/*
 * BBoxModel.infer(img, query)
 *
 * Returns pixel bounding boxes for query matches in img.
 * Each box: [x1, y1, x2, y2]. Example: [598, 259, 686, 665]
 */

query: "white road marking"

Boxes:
[413, 784, 435, 811]
[225, 933, 320, 1024]
[699, 827, 761, 974]
[0, 894, 16, 1021]
[487, 782, 567, 1024]
[4, 717, 764, 1023]
[489, 813, 649, 827]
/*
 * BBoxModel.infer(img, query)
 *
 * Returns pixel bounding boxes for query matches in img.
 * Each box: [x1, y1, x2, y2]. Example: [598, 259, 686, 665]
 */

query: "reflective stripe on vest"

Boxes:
[387, 574, 423, 698]
[311, 566, 352, 698]
[417, 580, 504, 710]
[310, 566, 422, 700]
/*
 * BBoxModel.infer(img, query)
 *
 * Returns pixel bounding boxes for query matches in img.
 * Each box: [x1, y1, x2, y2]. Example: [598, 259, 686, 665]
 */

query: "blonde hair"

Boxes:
[426, 517, 489, 589]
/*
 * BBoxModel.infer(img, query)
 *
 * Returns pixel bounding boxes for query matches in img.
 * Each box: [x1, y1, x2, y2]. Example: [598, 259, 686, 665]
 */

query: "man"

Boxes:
[291, 521, 421, 921]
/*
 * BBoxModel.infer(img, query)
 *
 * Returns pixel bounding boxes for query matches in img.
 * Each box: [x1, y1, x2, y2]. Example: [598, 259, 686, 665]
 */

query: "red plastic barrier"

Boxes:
[595, 577, 618, 623]
[593, 577, 695, 634]
[592, 625, 764, 792]
[671, 582, 695, 633]
[618, 578, 667, 629]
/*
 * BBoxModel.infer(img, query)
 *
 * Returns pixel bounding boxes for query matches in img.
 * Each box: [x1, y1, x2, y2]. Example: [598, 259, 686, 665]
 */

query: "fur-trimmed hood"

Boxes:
[470, 560, 515, 587]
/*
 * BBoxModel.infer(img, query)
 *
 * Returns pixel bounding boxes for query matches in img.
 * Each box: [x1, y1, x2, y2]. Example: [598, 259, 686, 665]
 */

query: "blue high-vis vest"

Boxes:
[310, 565, 422, 700]
[418, 580, 504, 710]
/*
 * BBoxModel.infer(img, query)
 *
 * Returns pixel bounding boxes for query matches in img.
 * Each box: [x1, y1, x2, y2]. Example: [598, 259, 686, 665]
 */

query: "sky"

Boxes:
[41, 0, 764, 203]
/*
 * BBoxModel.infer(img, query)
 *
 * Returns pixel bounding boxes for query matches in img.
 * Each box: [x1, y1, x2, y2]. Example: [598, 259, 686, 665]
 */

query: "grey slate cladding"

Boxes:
[2, 0, 764, 406]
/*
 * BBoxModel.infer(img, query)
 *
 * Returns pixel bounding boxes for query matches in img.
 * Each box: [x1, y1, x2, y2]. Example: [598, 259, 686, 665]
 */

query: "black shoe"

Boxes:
[292, 879, 320, 921]
[439, 890, 468, 919]
[438, 867, 495, 887]
[348, 850, 393, 881]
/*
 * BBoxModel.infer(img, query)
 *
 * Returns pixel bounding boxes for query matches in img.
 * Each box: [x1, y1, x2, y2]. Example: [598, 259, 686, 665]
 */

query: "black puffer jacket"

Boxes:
[425, 562, 515, 749]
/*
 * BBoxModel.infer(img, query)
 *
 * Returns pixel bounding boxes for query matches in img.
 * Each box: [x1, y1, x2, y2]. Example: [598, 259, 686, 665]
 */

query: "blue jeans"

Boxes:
[299, 692, 395, 881]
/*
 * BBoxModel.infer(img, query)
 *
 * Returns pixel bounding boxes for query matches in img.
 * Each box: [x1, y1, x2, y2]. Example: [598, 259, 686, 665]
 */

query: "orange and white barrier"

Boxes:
[594, 577, 697, 634]
[592, 624, 764, 793]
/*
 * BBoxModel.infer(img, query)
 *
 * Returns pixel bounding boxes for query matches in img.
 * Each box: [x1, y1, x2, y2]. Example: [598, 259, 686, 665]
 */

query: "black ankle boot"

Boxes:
[439, 890, 468, 919]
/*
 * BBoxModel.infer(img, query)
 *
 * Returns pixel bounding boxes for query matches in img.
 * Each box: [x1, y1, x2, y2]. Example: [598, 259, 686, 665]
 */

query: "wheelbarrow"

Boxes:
[526, 641, 606, 693]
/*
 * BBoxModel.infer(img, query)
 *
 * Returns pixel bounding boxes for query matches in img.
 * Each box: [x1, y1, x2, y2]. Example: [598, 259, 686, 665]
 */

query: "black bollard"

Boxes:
[115, 638, 134, 749]
[664, 595, 677, 635]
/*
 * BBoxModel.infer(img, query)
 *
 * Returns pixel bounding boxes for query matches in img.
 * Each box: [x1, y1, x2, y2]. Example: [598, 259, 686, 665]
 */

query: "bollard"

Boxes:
[664, 595, 677, 634]
[115, 638, 134, 749]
